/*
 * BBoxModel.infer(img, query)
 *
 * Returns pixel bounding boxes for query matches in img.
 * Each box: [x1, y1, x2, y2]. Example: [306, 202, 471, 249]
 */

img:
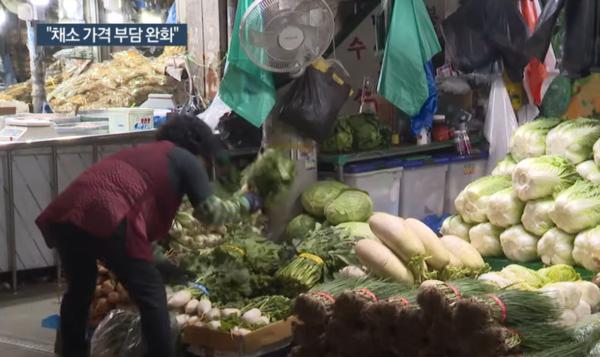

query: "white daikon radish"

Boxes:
[368, 213, 426, 262]
[242, 308, 262, 325]
[185, 299, 199, 315]
[221, 308, 241, 317]
[197, 298, 212, 317]
[439, 235, 485, 269]
[176, 314, 189, 329]
[404, 218, 451, 270]
[168, 290, 192, 309]
[257, 316, 270, 325]
[206, 308, 221, 321]
[354, 239, 414, 284]
[207, 320, 221, 330]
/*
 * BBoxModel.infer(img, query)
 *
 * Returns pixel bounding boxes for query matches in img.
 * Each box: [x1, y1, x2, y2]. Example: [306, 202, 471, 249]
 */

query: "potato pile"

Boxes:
[90, 262, 131, 326]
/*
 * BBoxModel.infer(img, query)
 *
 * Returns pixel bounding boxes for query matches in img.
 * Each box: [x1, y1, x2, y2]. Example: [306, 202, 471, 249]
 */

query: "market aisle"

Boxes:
[0, 283, 60, 357]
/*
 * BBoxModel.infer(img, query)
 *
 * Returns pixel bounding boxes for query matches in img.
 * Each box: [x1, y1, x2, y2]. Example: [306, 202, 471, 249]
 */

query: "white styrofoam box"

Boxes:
[444, 154, 488, 214]
[105, 108, 154, 133]
[399, 158, 449, 220]
[342, 161, 403, 216]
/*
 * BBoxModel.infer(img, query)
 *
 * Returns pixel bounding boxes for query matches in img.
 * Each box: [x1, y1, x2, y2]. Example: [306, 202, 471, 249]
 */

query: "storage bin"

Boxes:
[443, 152, 489, 214]
[342, 160, 403, 216]
[399, 157, 449, 219]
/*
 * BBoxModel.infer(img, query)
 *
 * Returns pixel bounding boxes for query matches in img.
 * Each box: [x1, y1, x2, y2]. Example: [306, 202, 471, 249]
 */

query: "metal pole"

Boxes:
[4, 151, 16, 293]
[92, 144, 99, 163]
[50, 146, 61, 290]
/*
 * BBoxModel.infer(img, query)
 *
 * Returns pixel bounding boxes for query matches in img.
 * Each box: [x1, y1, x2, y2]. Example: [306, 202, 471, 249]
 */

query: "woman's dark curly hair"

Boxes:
[156, 114, 226, 161]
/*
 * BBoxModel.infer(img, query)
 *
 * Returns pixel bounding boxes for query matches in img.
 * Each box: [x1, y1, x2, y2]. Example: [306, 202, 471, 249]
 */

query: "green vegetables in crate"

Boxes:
[324, 189, 373, 225]
[301, 180, 348, 217]
[241, 149, 295, 209]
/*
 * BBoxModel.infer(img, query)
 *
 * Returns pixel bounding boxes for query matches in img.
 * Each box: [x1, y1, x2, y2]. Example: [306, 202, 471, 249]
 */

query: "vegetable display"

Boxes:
[300, 180, 348, 217]
[486, 187, 525, 227]
[550, 180, 600, 234]
[491, 155, 517, 176]
[241, 149, 295, 209]
[510, 117, 561, 162]
[324, 189, 373, 225]
[546, 118, 600, 164]
[469, 223, 503, 257]
[577, 160, 600, 184]
[440, 214, 472, 241]
[538, 228, 576, 266]
[454, 175, 513, 223]
[512, 155, 578, 201]
[521, 198, 556, 236]
[499, 225, 540, 263]
[90, 262, 131, 326]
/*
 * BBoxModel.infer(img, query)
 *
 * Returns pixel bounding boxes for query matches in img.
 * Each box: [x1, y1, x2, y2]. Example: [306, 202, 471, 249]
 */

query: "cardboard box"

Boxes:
[0, 107, 16, 116]
[182, 318, 293, 356]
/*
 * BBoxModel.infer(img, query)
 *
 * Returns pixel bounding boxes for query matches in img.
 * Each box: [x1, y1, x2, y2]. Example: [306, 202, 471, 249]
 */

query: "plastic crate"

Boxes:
[443, 152, 489, 214]
[341, 160, 403, 216]
[399, 157, 449, 219]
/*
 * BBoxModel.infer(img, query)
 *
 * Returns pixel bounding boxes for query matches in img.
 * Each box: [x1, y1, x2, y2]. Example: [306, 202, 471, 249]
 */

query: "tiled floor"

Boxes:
[0, 283, 61, 357]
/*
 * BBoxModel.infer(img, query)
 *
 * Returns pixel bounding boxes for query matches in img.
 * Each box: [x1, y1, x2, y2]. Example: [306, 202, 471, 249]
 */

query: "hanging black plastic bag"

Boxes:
[279, 59, 353, 143]
[442, 0, 497, 73]
[563, 0, 598, 77]
[526, 0, 566, 61]
[483, 0, 530, 82]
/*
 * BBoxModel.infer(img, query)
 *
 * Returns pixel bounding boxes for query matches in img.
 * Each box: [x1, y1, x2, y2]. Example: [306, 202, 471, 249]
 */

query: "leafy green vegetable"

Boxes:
[538, 264, 581, 283]
[491, 154, 517, 176]
[301, 180, 348, 217]
[512, 155, 578, 201]
[454, 175, 513, 223]
[510, 118, 561, 162]
[242, 149, 295, 209]
[345, 114, 386, 151]
[324, 190, 373, 225]
[321, 118, 353, 153]
[550, 180, 600, 234]
[286, 214, 319, 240]
[336, 222, 379, 241]
[546, 118, 600, 164]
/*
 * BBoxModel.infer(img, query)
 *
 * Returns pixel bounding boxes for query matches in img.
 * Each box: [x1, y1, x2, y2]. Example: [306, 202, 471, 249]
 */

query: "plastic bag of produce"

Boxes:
[90, 310, 145, 357]
[546, 118, 600, 164]
[521, 198, 556, 236]
[509, 118, 561, 162]
[454, 175, 513, 223]
[550, 180, 600, 234]
[512, 155, 578, 201]
[279, 61, 353, 142]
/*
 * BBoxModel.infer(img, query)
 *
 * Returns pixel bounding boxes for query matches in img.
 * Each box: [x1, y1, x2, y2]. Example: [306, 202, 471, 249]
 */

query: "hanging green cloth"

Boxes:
[218, 0, 276, 127]
[378, 0, 441, 116]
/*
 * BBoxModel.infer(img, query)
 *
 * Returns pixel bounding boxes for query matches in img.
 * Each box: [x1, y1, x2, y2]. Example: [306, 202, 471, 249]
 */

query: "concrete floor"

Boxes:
[0, 283, 61, 357]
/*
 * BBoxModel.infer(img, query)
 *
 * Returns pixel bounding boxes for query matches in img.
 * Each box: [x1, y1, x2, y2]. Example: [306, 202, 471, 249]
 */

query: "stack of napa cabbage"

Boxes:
[447, 117, 600, 272]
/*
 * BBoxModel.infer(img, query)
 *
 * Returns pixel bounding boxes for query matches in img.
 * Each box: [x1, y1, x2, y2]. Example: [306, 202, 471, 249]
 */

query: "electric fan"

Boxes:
[239, 0, 335, 75]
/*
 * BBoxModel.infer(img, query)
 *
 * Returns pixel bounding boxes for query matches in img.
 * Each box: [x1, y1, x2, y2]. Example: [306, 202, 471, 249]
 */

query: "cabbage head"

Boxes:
[546, 118, 600, 164]
[521, 198, 555, 236]
[491, 155, 517, 176]
[550, 180, 600, 234]
[321, 118, 353, 153]
[500, 225, 540, 263]
[537, 228, 576, 266]
[440, 215, 472, 241]
[301, 181, 348, 217]
[454, 175, 512, 223]
[469, 223, 503, 257]
[500, 264, 546, 288]
[345, 114, 385, 151]
[510, 117, 561, 161]
[486, 188, 525, 228]
[573, 226, 600, 272]
[577, 160, 600, 184]
[538, 264, 581, 283]
[286, 214, 318, 240]
[325, 190, 373, 225]
[512, 155, 578, 201]
[336, 222, 379, 241]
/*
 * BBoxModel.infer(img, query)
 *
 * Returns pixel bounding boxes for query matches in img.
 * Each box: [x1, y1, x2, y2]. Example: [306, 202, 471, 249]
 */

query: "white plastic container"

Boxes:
[141, 93, 175, 110]
[342, 160, 403, 216]
[444, 153, 489, 214]
[399, 157, 449, 219]
[105, 108, 154, 133]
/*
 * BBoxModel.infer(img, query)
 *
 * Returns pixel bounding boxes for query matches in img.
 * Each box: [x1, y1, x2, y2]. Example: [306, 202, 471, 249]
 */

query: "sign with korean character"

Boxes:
[37, 24, 187, 46]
